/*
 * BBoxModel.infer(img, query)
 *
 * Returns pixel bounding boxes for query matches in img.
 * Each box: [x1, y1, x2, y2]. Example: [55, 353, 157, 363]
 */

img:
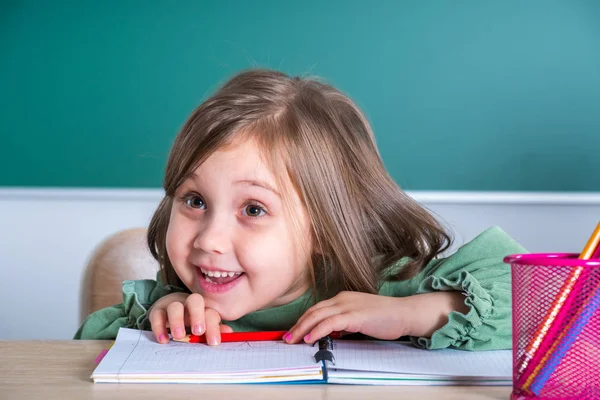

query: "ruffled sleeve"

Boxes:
[73, 278, 187, 340]
[408, 226, 526, 351]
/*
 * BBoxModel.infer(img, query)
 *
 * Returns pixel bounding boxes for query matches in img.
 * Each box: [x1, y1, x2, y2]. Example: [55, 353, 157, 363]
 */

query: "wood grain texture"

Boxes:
[0, 340, 512, 400]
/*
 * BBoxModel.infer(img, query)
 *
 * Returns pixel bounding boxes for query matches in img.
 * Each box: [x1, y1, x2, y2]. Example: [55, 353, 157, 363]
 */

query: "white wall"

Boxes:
[1, 188, 599, 340]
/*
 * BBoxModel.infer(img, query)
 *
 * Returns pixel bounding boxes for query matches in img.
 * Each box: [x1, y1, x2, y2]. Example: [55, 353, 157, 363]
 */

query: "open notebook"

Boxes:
[91, 328, 512, 385]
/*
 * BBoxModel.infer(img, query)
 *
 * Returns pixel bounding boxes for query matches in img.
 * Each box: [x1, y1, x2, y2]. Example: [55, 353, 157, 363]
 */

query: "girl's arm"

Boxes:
[286, 226, 526, 350]
[403, 291, 469, 338]
[285, 290, 469, 345]
[398, 226, 527, 350]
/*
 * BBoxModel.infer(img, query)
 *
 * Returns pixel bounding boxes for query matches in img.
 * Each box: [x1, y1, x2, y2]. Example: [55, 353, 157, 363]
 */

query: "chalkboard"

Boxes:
[2, 0, 599, 190]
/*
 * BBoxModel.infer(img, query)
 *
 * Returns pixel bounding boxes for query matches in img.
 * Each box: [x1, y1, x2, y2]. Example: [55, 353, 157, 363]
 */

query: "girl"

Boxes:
[75, 69, 525, 350]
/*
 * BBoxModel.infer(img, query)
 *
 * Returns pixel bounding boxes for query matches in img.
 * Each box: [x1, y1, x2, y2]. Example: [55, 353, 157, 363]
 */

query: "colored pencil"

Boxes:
[172, 330, 342, 344]
[518, 222, 600, 393]
[592, 243, 600, 259]
[529, 283, 600, 394]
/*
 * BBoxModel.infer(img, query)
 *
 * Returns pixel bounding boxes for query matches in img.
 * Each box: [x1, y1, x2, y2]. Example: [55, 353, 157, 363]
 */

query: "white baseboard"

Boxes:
[408, 191, 600, 205]
[1, 188, 599, 340]
[3, 187, 600, 204]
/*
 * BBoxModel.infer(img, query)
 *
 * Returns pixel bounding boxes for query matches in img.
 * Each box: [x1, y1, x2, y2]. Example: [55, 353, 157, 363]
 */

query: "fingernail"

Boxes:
[304, 334, 311, 342]
[284, 332, 292, 341]
[209, 336, 219, 346]
[158, 334, 167, 343]
[175, 327, 184, 337]
[193, 324, 204, 335]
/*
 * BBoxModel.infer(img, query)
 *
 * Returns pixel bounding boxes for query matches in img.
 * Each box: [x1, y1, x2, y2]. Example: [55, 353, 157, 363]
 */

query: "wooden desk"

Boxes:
[0, 340, 512, 399]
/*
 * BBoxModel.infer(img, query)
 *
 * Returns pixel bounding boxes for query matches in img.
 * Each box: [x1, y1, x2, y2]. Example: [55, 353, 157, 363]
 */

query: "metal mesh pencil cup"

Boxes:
[505, 253, 600, 400]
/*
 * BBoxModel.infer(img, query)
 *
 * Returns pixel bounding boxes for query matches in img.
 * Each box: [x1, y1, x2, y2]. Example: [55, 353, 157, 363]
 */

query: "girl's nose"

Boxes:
[192, 213, 231, 255]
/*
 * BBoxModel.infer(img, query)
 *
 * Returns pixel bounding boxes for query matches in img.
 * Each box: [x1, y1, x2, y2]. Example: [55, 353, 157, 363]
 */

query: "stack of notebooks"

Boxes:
[91, 328, 512, 385]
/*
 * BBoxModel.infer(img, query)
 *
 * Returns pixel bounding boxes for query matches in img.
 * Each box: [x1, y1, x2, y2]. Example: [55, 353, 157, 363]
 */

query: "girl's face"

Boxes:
[166, 138, 313, 321]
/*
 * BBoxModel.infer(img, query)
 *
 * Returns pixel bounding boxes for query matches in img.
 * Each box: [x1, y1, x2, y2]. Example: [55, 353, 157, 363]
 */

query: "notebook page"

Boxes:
[93, 328, 320, 378]
[331, 340, 512, 378]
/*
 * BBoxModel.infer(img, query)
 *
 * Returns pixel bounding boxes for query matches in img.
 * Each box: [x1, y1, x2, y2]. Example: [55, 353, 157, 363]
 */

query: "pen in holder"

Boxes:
[505, 253, 600, 400]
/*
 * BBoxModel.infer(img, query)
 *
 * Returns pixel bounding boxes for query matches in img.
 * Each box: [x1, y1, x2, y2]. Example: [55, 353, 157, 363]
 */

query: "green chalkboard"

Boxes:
[2, 1, 599, 191]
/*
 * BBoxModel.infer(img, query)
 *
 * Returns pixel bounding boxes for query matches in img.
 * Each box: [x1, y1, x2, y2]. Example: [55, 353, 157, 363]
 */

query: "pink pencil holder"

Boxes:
[505, 253, 600, 400]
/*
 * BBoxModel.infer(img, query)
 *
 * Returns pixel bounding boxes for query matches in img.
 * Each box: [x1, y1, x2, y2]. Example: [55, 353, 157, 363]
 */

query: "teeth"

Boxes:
[200, 268, 242, 278]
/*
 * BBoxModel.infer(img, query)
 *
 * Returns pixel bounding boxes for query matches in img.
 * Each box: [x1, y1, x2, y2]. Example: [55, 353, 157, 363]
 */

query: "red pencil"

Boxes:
[172, 330, 342, 343]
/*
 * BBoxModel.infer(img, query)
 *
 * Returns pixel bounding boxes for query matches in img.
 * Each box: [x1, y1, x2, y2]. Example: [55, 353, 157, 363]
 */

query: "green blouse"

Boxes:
[74, 226, 526, 350]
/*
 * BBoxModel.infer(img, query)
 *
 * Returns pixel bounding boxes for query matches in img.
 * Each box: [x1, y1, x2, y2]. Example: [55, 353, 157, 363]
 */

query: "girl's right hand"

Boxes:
[148, 292, 232, 345]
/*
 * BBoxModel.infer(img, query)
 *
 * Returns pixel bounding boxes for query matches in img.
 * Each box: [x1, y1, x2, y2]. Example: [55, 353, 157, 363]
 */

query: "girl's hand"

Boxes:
[284, 291, 413, 344]
[148, 292, 233, 345]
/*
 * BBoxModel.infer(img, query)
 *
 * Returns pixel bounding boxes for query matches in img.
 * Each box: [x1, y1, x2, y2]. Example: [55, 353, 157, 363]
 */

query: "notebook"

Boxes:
[91, 328, 512, 385]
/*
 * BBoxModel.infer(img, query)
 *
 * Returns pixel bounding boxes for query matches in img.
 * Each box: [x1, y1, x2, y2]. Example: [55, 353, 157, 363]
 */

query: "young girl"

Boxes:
[75, 69, 525, 351]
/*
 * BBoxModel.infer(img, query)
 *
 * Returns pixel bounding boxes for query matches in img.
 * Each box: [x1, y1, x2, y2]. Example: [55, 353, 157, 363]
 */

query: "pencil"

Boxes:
[518, 222, 600, 392]
[172, 330, 343, 344]
[577, 222, 600, 260]
[173, 331, 288, 343]
[529, 284, 600, 394]
[592, 242, 600, 259]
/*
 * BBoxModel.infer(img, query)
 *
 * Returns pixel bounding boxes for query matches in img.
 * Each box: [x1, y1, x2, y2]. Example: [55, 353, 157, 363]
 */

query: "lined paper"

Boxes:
[331, 340, 512, 378]
[91, 328, 512, 385]
[92, 328, 321, 382]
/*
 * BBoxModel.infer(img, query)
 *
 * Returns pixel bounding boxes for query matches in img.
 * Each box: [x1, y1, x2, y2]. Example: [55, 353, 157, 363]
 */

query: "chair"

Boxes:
[80, 227, 159, 322]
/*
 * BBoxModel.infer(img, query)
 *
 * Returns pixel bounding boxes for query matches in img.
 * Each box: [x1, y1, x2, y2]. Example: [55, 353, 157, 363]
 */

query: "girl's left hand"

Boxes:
[284, 291, 413, 344]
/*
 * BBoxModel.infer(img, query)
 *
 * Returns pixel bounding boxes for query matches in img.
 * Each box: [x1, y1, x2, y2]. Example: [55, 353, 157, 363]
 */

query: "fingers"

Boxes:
[149, 307, 169, 344]
[286, 304, 342, 344]
[148, 293, 190, 344]
[185, 293, 206, 336]
[166, 302, 187, 340]
[304, 314, 359, 344]
[147, 292, 228, 346]
[204, 308, 222, 346]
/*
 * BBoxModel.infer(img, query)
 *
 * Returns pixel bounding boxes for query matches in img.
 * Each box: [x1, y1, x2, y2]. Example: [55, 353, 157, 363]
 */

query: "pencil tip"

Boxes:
[172, 335, 191, 343]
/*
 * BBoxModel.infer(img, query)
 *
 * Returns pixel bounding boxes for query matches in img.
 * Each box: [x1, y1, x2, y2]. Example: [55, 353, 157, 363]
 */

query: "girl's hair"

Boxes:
[148, 68, 451, 294]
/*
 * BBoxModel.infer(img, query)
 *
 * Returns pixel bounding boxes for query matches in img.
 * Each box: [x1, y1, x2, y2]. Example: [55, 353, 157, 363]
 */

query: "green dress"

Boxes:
[74, 226, 526, 350]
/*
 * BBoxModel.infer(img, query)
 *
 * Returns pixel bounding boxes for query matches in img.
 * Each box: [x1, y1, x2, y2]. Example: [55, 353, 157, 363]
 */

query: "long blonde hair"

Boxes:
[148, 69, 451, 294]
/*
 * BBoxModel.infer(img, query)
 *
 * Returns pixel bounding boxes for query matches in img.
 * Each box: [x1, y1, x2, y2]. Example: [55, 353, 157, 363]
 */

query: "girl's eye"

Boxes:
[243, 204, 266, 217]
[184, 195, 205, 209]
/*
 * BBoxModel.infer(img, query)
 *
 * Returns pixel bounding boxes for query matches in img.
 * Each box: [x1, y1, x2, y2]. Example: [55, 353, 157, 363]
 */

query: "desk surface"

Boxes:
[0, 340, 512, 400]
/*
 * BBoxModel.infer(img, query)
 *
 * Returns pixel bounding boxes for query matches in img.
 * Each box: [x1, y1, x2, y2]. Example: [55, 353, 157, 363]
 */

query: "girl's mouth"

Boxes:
[197, 267, 245, 293]
[202, 271, 243, 284]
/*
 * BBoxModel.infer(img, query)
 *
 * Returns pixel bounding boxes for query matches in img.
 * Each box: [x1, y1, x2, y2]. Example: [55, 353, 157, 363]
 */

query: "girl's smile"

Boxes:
[196, 266, 245, 293]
